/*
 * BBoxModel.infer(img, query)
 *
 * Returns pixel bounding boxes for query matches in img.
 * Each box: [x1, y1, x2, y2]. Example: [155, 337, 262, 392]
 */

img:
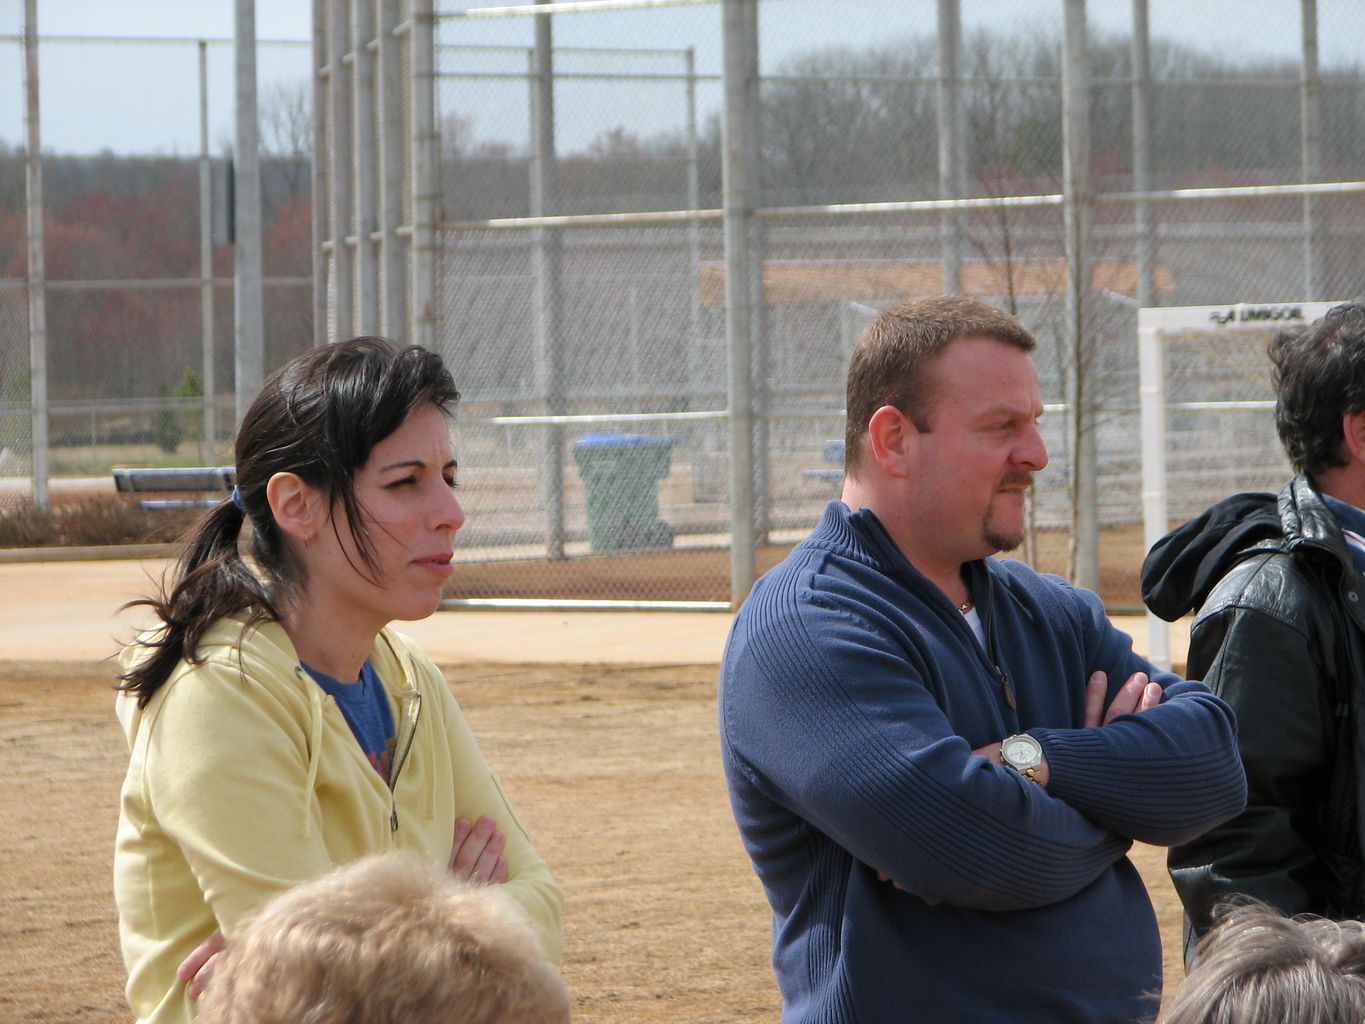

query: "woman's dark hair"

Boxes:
[1270, 301, 1365, 480]
[119, 337, 460, 707]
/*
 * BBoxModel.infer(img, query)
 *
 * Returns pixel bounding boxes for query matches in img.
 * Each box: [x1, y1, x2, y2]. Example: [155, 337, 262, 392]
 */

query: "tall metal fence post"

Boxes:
[328, 0, 355, 339]
[1131, 0, 1156, 309]
[936, 0, 965, 294]
[530, 5, 566, 559]
[1138, 316, 1170, 669]
[377, 0, 407, 337]
[311, 0, 329, 346]
[409, 0, 437, 352]
[353, 0, 380, 335]
[1062, 0, 1098, 590]
[234, 0, 266, 421]
[198, 41, 217, 461]
[23, 0, 47, 510]
[743, 0, 769, 545]
[1300, 0, 1324, 299]
[723, 0, 757, 605]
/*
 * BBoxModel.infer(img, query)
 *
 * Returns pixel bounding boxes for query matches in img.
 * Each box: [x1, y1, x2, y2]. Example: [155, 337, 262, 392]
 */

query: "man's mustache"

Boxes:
[999, 470, 1035, 490]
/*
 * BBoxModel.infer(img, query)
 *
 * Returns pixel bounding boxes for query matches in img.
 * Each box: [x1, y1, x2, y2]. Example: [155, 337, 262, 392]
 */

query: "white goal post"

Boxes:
[1139, 300, 1344, 670]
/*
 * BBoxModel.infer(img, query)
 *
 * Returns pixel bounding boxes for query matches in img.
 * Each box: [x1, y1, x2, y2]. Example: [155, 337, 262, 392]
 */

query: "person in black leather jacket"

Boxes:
[1142, 301, 1365, 958]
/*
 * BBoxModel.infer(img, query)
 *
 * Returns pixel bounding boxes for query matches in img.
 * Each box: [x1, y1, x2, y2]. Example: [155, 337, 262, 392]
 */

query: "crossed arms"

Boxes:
[720, 581, 1246, 913]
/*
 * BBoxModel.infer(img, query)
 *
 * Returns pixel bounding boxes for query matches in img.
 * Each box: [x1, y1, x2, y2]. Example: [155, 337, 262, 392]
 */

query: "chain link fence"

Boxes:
[428, 0, 1364, 604]
[0, 30, 312, 506]
[5, 1, 1365, 608]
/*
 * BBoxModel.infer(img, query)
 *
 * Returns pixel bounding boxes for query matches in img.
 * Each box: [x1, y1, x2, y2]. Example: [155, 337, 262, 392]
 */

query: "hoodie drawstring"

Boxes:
[301, 671, 324, 839]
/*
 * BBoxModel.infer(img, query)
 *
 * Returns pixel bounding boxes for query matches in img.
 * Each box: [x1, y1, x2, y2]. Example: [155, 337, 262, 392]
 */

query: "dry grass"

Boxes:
[442, 523, 1153, 609]
[0, 498, 197, 549]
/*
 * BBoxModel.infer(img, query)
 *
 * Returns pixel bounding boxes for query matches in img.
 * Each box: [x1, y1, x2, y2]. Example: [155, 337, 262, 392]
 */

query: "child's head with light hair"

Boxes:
[1160, 900, 1365, 1024]
[198, 851, 570, 1024]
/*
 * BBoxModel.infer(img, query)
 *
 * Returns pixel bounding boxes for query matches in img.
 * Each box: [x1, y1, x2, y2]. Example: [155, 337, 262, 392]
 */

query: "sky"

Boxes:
[0, 0, 1360, 157]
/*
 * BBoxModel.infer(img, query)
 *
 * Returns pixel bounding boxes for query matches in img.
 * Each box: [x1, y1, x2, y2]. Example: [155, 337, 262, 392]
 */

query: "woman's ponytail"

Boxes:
[117, 498, 277, 707]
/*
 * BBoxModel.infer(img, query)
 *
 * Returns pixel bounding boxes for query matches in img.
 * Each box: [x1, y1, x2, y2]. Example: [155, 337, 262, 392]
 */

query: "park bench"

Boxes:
[112, 466, 236, 510]
[803, 439, 845, 491]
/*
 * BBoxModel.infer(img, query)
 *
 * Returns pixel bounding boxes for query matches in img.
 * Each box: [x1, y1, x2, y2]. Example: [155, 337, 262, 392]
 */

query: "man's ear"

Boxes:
[866, 405, 917, 479]
[1343, 410, 1365, 466]
[266, 471, 321, 542]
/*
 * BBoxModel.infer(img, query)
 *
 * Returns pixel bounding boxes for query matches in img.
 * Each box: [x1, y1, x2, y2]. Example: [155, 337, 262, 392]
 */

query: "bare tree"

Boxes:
[259, 80, 312, 201]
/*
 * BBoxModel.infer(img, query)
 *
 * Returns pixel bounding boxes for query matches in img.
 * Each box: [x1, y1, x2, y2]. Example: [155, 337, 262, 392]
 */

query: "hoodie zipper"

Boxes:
[978, 582, 1017, 711]
[388, 688, 422, 832]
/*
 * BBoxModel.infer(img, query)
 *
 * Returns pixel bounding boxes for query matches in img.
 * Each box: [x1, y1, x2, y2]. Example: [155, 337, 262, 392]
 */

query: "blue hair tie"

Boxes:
[230, 484, 246, 512]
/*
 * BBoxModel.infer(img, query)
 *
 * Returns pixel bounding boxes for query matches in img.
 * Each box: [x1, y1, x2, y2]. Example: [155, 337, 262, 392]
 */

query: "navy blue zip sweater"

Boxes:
[719, 503, 1246, 1024]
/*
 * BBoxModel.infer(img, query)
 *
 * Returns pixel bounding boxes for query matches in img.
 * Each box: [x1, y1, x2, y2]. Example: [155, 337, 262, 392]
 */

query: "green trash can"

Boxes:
[572, 433, 676, 551]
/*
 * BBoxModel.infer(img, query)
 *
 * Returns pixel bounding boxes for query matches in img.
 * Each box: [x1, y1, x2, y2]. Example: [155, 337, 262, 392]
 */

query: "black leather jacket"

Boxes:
[1141, 475, 1365, 939]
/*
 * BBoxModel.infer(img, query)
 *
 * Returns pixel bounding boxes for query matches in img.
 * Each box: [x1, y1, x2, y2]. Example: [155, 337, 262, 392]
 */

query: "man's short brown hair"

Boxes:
[843, 295, 1037, 475]
[198, 852, 570, 1024]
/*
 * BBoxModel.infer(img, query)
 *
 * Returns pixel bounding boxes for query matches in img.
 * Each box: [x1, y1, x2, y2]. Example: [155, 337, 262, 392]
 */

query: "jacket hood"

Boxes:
[116, 614, 428, 827]
[1140, 490, 1281, 622]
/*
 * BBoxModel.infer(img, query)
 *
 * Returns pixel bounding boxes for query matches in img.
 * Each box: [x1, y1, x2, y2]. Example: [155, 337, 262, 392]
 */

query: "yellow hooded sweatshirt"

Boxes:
[114, 613, 563, 1024]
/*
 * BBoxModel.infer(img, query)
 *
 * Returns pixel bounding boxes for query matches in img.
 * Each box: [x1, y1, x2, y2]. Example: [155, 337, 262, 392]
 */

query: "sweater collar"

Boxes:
[821, 500, 992, 607]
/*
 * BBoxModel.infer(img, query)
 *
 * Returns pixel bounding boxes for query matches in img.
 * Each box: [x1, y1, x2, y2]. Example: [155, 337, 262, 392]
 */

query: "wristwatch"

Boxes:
[1001, 733, 1044, 783]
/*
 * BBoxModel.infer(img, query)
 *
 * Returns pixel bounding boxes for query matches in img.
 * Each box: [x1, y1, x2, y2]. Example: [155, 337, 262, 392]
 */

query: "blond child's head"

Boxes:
[1160, 900, 1365, 1024]
[198, 851, 570, 1024]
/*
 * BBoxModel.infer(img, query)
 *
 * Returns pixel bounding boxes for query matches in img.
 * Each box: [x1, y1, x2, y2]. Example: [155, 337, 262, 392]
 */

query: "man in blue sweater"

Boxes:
[719, 296, 1246, 1024]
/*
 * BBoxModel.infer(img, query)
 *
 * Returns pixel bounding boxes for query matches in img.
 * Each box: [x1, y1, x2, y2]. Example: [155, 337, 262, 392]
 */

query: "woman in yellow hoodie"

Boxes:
[113, 338, 563, 1024]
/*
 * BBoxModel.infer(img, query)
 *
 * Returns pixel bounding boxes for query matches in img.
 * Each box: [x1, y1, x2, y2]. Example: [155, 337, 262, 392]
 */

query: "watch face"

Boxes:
[1003, 736, 1040, 766]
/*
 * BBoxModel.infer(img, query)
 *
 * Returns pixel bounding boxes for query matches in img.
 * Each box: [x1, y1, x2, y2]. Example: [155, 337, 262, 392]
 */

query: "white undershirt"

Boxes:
[962, 605, 985, 645]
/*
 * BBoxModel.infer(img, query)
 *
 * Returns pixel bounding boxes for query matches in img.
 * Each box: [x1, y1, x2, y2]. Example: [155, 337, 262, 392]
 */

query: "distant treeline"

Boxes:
[0, 27, 1360, 404]
[436, 29, 1364, 217]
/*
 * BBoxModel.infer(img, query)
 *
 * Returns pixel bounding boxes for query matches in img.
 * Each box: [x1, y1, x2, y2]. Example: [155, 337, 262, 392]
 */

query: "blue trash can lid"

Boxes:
[573, 433, 676, 448]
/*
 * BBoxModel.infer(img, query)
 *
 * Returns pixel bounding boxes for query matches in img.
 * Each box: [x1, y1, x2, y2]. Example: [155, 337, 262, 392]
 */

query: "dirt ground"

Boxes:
[1, 657, 1187, 1024]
